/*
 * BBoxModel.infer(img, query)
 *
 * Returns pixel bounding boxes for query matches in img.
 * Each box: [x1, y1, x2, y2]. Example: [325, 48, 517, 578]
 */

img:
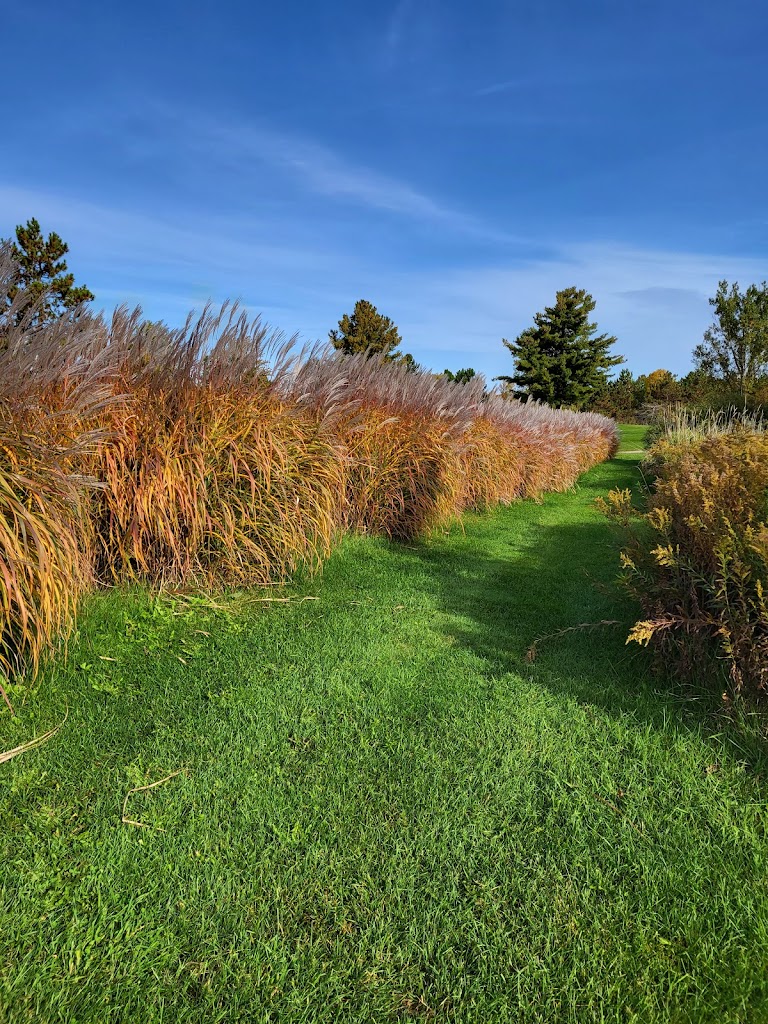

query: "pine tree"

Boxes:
[392, 351, 421, 373]
[596, 367, 643, 418]
[497, 287, 623, 408]
[443, 367, 476, 384]
[329, 299, 402, 358]
[4, 218, 94, 327]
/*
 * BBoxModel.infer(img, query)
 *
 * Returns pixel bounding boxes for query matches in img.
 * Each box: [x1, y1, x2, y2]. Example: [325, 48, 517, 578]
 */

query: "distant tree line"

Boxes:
[443, 367, 476, 385]
[497, 280, 768, 417]
[589, 280, 768, 420]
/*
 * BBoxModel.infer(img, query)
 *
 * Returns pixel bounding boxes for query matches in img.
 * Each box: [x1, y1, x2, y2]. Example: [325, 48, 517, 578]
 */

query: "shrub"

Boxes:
[601, 431, 768, 697]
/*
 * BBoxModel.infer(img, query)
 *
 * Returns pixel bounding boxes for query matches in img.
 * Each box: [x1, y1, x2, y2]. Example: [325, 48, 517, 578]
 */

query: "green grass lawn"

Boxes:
[1, 426, 767, 1023]
[616, 422, 649, 451]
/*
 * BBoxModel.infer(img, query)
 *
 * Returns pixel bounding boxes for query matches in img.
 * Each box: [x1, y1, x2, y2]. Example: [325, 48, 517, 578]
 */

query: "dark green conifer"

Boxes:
[443, 367, 476, 384]
[5, 218, 94, 327]
[329, 299, 402, 358]
[497, 287, 623, 408]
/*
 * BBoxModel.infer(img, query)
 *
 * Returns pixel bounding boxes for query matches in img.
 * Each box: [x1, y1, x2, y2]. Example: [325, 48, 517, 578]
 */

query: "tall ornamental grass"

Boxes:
[645, 403, 766, 448]
[287, 354, 618, 538]
[0, 254, 617, 684]
[88, 306, 342, 588]
[0, 263, 115, 691]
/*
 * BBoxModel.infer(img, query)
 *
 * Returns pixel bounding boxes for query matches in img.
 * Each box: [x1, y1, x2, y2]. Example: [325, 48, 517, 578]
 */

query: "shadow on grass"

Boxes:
[405, 455, 768, 774]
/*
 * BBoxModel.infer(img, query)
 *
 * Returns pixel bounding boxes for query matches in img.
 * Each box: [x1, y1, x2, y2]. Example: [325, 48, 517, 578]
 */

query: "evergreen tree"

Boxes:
[443, 367, 476, 384]
[677, 368, 718, 407]
[693, 280, 768, 399]
[595, 367, 643, 418]
[4, 218, 94, 327]
[329, 299, 402, 358]
[497, 287, 623, 408]
[392, 351, 421, 373]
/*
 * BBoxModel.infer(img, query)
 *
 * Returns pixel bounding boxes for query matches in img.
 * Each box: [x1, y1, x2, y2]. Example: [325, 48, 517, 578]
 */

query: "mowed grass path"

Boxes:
[2, 428, 767, 1023]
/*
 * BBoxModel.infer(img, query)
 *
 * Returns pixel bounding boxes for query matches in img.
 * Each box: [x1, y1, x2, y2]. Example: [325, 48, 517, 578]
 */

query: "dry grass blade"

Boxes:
[526, 620, 621, 662]
[0, 708, 68, 764]
[591, 791, 647, 839]
[0, 681, 13, 715]
[121, 768, 187, 830]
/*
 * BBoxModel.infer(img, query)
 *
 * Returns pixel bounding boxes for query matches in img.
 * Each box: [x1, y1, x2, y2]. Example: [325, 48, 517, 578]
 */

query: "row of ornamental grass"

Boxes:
[0, 254, 617, 693]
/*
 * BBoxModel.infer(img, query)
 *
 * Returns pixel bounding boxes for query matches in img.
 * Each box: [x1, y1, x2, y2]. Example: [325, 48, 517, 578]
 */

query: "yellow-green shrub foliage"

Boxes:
[605, 432, 768, 696]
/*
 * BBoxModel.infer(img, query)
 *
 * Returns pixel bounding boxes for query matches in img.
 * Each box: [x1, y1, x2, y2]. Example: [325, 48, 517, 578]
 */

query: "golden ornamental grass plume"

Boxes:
[89, 306, 343, 587]
[339, 408, 461, 539]
[287, 351, 618, 534]
[93, 385, 342, 587]
[286, 353, 478, 539]
[454, 417, 525, 510]
[0, 423, 87, 683]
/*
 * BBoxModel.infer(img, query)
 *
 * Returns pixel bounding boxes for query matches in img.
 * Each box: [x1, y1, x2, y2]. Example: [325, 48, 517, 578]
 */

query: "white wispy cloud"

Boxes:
[253, 132, 448, 219]
[379, 243, 768, 378]
[3, 181, 763, 382]
[30, 96, 521, 246]
[181, 112, 520, 244]
[474, 80, 524, 98]
[0, 184, 323, 273]
[0, 182, 339, 324]
[474, 64, 649, 100]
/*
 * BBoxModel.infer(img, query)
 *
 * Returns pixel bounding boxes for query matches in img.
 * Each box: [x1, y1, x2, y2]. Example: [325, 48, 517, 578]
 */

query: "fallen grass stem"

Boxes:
[120, 768, 187, 831]
[526, 620, 621, 662]
[0, 708, 68, 764]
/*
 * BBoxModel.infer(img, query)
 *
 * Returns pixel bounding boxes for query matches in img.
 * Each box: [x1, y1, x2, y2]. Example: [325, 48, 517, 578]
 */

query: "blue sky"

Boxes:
[3, 0, 766, 379]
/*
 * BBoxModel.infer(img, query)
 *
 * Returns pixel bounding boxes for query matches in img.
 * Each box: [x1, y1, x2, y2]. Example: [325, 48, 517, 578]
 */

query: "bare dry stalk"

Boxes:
[0, 709, 67, 764]
[121, 768, 187, 830]
[526, 620, 621, 662]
